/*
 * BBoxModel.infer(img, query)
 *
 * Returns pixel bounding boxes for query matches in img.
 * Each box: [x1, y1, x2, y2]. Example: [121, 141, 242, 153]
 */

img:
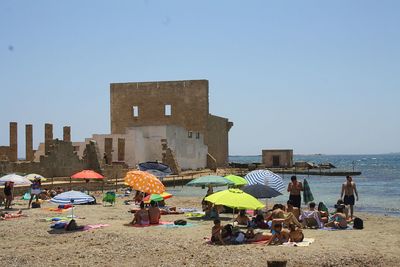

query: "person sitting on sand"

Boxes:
[235, 210, 250, 226]
[325, 205, 348, 229]
[158, 199, 177, 213]
[0, 210, 26, 220]
[131, 201, 150, 225]
[300, 202, 326, 228]
[286, 200, 300, 220]
[267, 204, 303, 229]
[148, 200, 161, 224]
[266, 223, 290, 245]
[335, 199, 350, 220]
[245, 227, 272, 242]
[211, 219, 225, 245]
[55, 187, 64, 195]
[288, 223, 304, 242]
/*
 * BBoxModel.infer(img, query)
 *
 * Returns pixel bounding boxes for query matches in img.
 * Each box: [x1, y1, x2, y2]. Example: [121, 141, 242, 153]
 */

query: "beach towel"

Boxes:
[185, 212, 205, 218]
[47, 208, 72, 213]
[130, 221, 173, 228]
[204, 237, 270, 245]
[161, 222, 196, 228]
[303, 179, 314, 204]
[21, 192, 31, 200]
[82, 224, 110, 231]
[320, 225, 353, 231]
[280, 238, 315, 247]
[180, 208, 200, 213]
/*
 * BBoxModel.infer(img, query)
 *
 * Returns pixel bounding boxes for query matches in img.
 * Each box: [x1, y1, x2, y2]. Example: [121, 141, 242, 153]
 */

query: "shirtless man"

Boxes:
[268, 204, 302, 228]
[287, 176, 303, 209]
[341, 176, 359, 219]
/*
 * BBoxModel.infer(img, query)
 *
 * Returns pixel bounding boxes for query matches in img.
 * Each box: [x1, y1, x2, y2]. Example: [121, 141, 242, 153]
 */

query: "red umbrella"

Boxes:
[70, 170, 105, 193]
[71, 170, 104, 179]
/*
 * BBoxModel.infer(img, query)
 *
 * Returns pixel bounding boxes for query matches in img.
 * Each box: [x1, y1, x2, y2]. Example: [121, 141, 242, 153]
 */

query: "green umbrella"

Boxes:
[303, 179, 314, 204]
[186, 175, 235, 187]
[224, 175, 248, 186]
[204, 188, 264, 210]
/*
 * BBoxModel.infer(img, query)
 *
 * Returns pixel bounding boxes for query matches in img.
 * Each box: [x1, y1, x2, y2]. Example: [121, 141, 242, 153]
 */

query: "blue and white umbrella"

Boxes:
[244, 170, 285, 193]
[138, 161, 172, 180]
[51, 191, 94, 218]
[50, 190, 94, 205]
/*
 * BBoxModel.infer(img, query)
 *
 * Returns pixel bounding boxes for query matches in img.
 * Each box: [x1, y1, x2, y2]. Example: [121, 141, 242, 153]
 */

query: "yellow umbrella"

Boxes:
[124, 170, 165, 194]
[24, 173, 47, 182]
[205, 188, 264, 210]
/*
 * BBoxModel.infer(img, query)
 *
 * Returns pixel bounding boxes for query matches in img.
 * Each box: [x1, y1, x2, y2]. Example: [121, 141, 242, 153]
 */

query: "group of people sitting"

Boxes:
[210, 198, 352, 245]
[130, 200, 161, 225]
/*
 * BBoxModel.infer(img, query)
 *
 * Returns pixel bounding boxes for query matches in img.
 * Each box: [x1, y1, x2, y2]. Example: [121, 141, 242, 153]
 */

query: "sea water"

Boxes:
[167, 154, 400, 217]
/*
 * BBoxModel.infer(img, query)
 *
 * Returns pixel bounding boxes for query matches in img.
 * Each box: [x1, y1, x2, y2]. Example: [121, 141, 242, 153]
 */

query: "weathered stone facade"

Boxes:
[110, 79, 233, 167]
[262, 149, 293, 168]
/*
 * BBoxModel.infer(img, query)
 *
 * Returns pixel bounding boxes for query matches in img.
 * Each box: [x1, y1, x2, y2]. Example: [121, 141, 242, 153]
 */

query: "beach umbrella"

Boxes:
[0, 173, 31, 185]
[242, 184, 282, 199]
[244, 170, 285, 193]
[138, 161, 172, 179]
[143, 192, 173, 203]
[124, 170, 165, 194]
[224, 175, 248, 187]
[186, 175, 235, 187]
[24, 173, 47, 182]
[50, 190, 95, 218]
[303, 179, 314, 204]
[204, 188, 264, 210]
[71, 170, 104, 179]
[71, 170, 105, 193]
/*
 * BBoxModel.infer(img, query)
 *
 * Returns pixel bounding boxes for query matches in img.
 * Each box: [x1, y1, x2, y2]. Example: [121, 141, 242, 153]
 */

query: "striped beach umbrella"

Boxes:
[244, 170, 285, 193]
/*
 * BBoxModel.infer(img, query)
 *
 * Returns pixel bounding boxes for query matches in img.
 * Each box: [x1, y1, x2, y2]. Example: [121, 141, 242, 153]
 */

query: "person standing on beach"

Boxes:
[4, 181, 14, 209]
[28, 178, 42, 209]
[287, 176, 303, 209]
[341, 176, 359, 219]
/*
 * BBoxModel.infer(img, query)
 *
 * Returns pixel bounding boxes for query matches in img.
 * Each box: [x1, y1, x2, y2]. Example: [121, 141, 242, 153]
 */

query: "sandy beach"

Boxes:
[0, 194, 399, 267]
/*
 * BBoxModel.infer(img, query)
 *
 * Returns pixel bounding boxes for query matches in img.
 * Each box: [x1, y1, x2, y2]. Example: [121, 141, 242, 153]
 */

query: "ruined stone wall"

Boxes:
[0, 146, 10, 161]
[110, 80, 209, 135]
[207, 115, 233, 167]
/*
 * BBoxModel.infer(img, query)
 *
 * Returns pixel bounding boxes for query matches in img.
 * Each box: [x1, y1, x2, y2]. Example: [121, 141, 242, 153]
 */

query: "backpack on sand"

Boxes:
[174, 219, 187, 226]
[353, 217, 364, 229]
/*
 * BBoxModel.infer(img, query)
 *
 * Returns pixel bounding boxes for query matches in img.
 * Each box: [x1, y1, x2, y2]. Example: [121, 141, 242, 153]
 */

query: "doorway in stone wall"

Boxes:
[272, 155, 280, 167]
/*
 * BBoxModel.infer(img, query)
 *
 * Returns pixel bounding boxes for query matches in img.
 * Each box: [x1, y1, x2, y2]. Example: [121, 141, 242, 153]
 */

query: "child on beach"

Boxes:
[211, 219, 225, 245]
[266, 223, 289, 245]
[288, 223, 304, 242]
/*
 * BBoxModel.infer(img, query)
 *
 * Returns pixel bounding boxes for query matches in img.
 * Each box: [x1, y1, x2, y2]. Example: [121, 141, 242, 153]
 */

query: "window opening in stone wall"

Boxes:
[132, 106, 139, 117]
[165, 104, 172, 116]
[188, 131, 193, 138]
[196, 132, 200, 139]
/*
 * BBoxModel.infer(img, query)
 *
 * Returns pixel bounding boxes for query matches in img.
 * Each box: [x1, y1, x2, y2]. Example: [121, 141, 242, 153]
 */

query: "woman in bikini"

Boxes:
[288, 223, 304, 242]
[325, 206, 348, 229]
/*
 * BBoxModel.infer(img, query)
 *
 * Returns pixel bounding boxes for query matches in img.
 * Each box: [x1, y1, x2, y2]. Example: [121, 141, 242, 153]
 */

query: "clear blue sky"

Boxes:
[1, 0, 399, 156]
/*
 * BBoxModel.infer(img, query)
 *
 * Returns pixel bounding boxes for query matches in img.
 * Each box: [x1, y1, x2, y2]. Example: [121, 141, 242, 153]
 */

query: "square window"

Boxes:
[132, 106, 139, 117]
[188, 131, 193, 138]
[165, 104, 172, 116]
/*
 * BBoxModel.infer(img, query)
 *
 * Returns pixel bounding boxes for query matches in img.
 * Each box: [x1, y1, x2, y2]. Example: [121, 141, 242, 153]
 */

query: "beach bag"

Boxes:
[174, 219, 187, 226]
[353, 217, 364, 229]
[31, 202, 41, 208]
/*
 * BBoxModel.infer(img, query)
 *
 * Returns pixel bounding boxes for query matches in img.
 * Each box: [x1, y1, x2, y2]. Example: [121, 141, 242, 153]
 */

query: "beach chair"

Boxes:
[102, 191, 116, 206]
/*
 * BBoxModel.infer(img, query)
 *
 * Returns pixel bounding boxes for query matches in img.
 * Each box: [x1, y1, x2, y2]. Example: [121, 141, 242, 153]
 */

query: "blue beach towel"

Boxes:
[161, 223, 197, 228]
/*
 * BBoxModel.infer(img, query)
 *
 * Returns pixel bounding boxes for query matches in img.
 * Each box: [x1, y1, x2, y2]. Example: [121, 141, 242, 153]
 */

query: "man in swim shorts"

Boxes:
[341, 176, 359, 219]
[287, 176, 303, 209]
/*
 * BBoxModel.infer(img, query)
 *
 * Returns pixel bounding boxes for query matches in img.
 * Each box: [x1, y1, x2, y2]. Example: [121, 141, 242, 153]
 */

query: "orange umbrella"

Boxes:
[71, 170, 104, 179]
[124, 170, 165, 194]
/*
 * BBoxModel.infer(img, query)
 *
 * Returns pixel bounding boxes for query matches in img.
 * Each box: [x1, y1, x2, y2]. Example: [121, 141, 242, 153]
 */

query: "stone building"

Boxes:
[262, 149, 293, 168]
[109, 79, 233, 168]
